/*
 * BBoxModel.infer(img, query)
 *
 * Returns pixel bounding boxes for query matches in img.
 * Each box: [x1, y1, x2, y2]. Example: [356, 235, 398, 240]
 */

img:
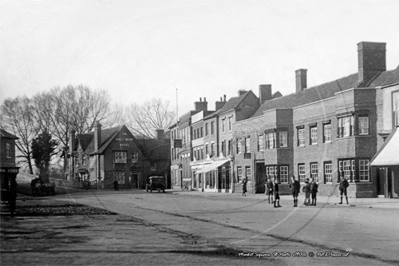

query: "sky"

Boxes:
[1, 0, 399, 117]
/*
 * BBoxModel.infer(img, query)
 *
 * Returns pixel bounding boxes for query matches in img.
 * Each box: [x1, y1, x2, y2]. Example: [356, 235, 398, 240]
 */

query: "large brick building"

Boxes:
[233, 41, 399, 198]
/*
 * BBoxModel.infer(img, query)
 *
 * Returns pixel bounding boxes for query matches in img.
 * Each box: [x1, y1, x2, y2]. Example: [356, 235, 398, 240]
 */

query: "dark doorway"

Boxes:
[256, 162, 266, 193]
[376, 168, 385, 196]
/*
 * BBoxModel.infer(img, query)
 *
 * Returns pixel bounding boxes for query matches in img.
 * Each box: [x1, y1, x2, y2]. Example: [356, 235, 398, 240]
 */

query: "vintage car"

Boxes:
[30, 178, 56, 196]
[146, 176, 166, 193]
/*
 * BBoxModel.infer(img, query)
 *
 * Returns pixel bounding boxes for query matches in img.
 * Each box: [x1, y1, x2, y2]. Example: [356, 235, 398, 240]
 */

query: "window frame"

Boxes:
[297, 128, 305, 147]
[323, 123, 332, 143]
[114, 151, 127, 164]
[279, 130, 288, 148]
[298, 164, 306, 183]
[280, 165, 289, 184]
[358, 115, 369, 135]
[310, 163, 318, 183]
[324, 161, 333, 184]
[6, 143, 11, 158]
[310, 126, 318, 145]
[359, 159, 370, 181]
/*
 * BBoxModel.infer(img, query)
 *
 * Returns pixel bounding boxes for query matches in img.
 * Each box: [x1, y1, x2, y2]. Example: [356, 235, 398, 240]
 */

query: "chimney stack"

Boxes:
[259, 84, 272, 104]
[155, 129, 165, 141]
[358, 42, 386, 86]
[238, 90, 247, 96]
[295, 69, 307, 93]
[94, 121, 102, 151]
[223, 95, 226, 102]
[194, 97, 208, 112]
[215, 96, 226, 111]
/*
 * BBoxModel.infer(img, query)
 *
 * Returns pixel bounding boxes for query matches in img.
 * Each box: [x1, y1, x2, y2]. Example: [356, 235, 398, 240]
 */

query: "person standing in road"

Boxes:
[113, 180, 119, 191]
[265, 177, 274, 204]
[289, 176, 300, 207]
[273, 178, 281, 208]
[302, 178, 311, 206]
[339, 177, 349, 204]
[242, 178, 247, 197]
[310, 178, 319, 206]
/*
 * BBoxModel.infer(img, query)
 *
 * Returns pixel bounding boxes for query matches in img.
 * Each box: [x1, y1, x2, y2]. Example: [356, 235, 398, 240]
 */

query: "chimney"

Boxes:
[224, 94, 226, 102]
[94, 121, 102, 151]
[238, 90, 247, 96]
[194, 97, 208, 112]
[155, 129, 164, 141]
[358, 42, 386, 86]
[215, 96, 226, 111]
[259, 84, 272, 104]
[295, 69, 307, 93]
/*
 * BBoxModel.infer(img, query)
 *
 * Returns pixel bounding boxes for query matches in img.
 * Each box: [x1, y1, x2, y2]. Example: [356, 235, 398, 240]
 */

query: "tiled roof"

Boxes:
[204, 91, 252, 119]
[369, 65, 399, 87]
[76, 133, 93, 151]
[0, 129, 18, 139]
[136, 138, 170, 160]
[84, 126, 121, 154]
[253, 73, 359, 117]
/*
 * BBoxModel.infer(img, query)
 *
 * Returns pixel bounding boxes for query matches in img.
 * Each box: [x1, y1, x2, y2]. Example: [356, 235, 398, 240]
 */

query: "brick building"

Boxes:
[69, 122, 170, 189]
[0, 129, 19, 201]
[233, 41, 399, 198]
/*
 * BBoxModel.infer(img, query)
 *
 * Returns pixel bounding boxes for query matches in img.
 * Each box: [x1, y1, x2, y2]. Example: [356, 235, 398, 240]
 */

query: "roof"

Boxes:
[370, 127, 399, 166]
[76, 133, 93, 151]
[369, 65, 399, 87]
[135, 138, 170, 160]
[253, 73, 359, 117]
[204, 91, 252, 119]
[1, 129, 18, 139]
[80, 126, 121, 154]
[253, 66, 399, 118]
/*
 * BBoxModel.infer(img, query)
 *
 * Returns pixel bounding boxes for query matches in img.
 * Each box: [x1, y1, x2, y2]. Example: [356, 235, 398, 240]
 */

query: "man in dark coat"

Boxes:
[289, 176, 300, 207]
[242, 178, 247, 197]
[113, 180, 119, 191]
[302, 178, 311, 206]
[273, 178, 281, 208]
[265, 177, 274, 204]
[339, 177, 349, 204]
[310, 178, 319, 206]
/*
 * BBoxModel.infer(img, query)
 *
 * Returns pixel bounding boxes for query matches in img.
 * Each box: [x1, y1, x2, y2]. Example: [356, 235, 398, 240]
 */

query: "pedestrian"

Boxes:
[339, 177, 349, 204]
[302, 178, 311, 206]
[289, 176, 300, 207]
[265, 177, 274, 204]
[310, 178, 319, 206]
[113, 180, 119, 191]
[273, 178, 281, 208]
[242, 178, 247, 197]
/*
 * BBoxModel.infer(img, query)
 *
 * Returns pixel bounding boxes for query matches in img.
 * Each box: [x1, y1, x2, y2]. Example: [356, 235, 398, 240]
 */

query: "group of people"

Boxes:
[263, 176, 350, 207]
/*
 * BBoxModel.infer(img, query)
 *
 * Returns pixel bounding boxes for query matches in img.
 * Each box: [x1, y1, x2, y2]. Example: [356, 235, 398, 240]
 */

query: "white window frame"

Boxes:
[280, 166, 288, 183]
[279, 130, 287, 147]
[298, 128, 305, 147]
[228, 116, 232, 131]
[114, 151, 127, 164]
[323, 123, 332, 143]
[257, 134, 264, 151]
[310, 126, 318, 145]
[6, 143, 11, 158]
[324, 162, 333, 183]
[359, 160, 370, 181]
[245, 166, 251, 178]
[310, 163, 318, 183]
[222, 118, 226, 133]
[359, 116, 369, 135]
[298, 164, 306, 183]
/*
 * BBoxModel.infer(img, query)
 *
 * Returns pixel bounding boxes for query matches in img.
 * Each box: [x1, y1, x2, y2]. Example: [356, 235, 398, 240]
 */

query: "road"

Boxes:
[1, 190, 398, 265]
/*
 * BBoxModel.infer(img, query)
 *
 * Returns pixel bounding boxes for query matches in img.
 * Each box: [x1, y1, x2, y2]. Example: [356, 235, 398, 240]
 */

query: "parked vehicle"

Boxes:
[30, 178, 56, 196]
[146, 176, 166, 193]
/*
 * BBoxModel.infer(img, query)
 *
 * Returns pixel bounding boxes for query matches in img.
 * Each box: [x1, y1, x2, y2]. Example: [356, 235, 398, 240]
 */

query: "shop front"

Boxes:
[195, 159, 230, 193]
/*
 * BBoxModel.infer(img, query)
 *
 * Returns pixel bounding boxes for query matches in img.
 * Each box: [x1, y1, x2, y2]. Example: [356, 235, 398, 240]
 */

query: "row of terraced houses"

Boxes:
[169, 41, 399, 198]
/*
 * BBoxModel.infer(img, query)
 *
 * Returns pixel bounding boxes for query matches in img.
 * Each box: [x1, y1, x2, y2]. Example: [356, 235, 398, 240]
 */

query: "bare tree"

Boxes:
[1, 96, 38, 174]
[125, 98, 175, 138]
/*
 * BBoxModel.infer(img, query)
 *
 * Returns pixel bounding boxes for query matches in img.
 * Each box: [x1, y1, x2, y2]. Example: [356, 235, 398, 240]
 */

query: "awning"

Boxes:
[371, 128, 399, 166]
[195, 159, 229, 174]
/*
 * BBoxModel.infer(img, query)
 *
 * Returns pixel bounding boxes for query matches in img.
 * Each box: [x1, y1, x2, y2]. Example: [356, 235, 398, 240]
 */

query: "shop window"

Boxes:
[323, 123, 332, 143]
[114, 151, 127, 163]
[279, 131, 288, 147]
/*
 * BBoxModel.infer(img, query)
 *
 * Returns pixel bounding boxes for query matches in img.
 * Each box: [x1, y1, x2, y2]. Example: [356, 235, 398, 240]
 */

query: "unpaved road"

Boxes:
[1, 190, 398, 266]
